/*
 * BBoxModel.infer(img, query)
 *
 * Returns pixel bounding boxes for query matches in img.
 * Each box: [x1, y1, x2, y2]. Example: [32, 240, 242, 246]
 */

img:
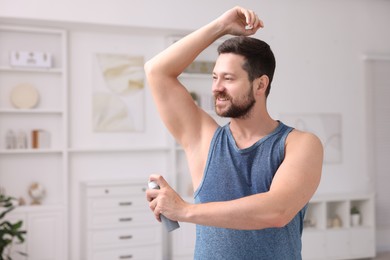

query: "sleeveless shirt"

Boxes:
[193, 121, 306, 260]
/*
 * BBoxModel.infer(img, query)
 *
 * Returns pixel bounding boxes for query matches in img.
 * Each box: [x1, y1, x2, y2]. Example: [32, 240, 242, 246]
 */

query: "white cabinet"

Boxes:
[5, 207, 66, 260]
[302, 193, 376, 260]
[0, 25, 68, 259]
[82, 179, 163, 260]
[27, 209, 66, 260]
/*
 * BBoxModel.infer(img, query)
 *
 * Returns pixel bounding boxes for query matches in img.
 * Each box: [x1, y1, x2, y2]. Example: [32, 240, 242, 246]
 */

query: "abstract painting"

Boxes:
[92, 53, 145, 132]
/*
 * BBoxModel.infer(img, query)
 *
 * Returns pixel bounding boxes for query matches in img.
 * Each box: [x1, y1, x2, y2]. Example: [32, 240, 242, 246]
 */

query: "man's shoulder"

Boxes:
[286, 129, 323, 153]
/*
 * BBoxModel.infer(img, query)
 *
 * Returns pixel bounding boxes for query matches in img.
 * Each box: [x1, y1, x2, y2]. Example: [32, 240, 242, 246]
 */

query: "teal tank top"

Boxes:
[194, 122, 306, 260]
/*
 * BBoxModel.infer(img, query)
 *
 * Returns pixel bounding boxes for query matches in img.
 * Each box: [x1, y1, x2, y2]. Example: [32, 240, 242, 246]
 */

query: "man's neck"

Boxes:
[229, 113, 279, 149]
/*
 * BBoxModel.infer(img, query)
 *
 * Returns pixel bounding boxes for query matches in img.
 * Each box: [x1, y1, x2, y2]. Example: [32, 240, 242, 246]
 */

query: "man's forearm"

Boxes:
[145, 20, 225, 79]
[180, 192, 291, 230]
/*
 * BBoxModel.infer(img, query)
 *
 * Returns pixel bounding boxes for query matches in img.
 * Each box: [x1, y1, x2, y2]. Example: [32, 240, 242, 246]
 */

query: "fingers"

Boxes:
[148, 174, 169, 188]
[146, 186, 161, 222]
[148, 195, 162, 222]
[147, 174, 167, 222]
[148, 174, 161, 184]
[146, 188, 158, 202]
[239, 7, 264, 31]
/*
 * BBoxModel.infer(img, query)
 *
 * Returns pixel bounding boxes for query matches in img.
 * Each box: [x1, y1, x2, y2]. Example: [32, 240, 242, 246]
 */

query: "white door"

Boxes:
[27, 210, 65, 260]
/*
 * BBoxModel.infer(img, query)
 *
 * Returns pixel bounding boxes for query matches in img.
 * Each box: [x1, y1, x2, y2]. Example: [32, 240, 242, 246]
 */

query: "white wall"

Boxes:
[1, 0, 390, 255]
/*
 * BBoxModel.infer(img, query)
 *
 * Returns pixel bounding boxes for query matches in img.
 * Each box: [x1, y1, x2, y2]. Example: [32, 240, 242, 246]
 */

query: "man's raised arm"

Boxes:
[144, 6, 264, 148]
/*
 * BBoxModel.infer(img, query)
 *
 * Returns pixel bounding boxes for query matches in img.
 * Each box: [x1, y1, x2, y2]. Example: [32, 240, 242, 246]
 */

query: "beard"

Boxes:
[214, 85, 256, 119]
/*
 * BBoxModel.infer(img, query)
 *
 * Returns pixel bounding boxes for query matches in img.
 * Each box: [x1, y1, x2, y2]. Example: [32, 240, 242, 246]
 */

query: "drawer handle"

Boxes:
[119, 235, 133, 240]
[119, 255, 133, 259]
[119, 202, 132, 206]
[119, 217, 133, 222]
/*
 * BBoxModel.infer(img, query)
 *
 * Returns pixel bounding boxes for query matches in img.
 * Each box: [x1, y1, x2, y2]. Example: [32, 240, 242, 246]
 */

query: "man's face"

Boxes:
[212, 53, 256, 119]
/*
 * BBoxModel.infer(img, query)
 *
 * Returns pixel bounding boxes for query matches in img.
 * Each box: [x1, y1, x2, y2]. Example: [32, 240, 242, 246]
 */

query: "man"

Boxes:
[145, 6, 323, 259]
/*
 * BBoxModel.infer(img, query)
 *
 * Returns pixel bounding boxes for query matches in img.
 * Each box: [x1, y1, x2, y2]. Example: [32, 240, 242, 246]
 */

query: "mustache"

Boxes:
[214, 91, 232, 100]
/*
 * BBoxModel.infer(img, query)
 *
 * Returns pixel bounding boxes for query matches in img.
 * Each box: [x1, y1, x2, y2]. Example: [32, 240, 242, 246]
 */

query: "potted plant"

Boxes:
[0, 194, 27, 260]
[350, 206, 361, 227]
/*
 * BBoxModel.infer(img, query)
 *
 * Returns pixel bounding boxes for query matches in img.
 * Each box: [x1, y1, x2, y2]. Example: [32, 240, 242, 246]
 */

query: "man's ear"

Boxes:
[254, 75, 269, 95]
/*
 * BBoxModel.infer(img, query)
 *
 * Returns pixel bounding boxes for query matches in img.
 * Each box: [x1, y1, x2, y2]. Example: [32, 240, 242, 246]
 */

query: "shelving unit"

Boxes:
[302, 193, 376, 260]
[0, 25, 68, 259]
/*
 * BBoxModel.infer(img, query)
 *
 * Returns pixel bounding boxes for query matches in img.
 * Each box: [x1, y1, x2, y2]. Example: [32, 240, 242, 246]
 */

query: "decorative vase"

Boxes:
[351, 213, 361, 226]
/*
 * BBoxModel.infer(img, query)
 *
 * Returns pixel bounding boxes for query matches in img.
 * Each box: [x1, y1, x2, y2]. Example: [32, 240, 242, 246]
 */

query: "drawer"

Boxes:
[90, 244, 162, 260]
[88, 211, 156, 229]
[89, 226, 162, 248]
[88, 197, 147, 212]
[86, 184, 147, 198]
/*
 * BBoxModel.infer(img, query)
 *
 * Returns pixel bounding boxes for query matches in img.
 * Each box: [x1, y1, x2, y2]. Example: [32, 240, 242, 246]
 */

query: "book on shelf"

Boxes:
[32, 129, 51, 149]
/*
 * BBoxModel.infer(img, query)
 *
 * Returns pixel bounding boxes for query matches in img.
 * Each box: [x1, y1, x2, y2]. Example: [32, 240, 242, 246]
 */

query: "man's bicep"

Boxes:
[270, 132, 323, 219]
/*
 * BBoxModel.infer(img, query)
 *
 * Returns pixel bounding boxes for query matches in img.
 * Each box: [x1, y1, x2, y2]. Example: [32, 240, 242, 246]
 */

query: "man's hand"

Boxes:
[146, 174, 189, 222]
[215, 6, 264, 36]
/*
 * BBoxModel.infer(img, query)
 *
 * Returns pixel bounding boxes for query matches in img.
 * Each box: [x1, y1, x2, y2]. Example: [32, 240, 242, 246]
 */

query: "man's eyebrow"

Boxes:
[212, 72, 235, 76]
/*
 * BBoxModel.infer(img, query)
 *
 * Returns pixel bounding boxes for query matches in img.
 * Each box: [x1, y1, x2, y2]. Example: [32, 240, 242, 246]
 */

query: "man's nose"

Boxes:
[212, 79, 224, 93]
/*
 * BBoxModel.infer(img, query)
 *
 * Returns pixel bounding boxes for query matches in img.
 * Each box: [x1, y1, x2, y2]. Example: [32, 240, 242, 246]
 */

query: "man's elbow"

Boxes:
[144, 60, 161, 88]
[267, 210, 295, 228]
[144, 60, 154, 78]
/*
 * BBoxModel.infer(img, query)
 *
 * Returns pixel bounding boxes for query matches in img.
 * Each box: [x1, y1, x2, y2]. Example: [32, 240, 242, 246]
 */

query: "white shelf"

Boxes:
[0, 149, 64, 155]
[0, 66, 63, 74]
[0, 108, 63, 114]
[0, 24, 65, 34]
[311, 192, 374, 202]
[302, 193, 375, 260]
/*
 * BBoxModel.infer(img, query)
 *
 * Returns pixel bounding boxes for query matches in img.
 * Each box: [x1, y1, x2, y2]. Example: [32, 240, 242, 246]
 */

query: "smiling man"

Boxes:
[145, 6, 323, 260]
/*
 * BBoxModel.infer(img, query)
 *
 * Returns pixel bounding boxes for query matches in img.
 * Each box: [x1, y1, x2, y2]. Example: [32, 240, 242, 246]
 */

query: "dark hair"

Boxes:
[217, 36, 276, 97]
